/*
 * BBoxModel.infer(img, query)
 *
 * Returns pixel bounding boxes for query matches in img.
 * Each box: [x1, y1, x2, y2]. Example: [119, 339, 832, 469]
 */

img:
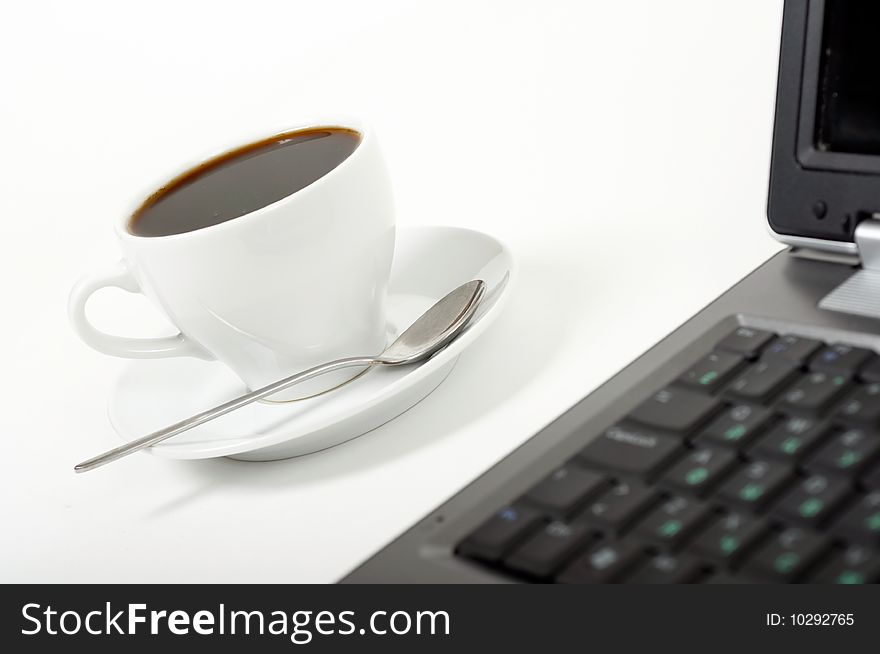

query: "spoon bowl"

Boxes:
[380, 279, 485, 364]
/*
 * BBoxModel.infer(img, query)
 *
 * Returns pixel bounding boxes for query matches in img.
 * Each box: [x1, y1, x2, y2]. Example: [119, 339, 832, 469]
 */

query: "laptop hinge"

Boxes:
[819, 213, 880, 318]
[855, 214, 880, 271]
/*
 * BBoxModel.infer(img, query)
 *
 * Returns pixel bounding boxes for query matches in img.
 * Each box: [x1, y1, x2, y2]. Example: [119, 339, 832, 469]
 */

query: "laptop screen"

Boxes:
[768, 0, 880, 244]
[815, 1, 880, 155]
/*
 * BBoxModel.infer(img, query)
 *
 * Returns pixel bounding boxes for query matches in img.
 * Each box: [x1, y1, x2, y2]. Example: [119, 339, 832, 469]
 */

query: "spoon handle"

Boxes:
[74, 355, 376, 473]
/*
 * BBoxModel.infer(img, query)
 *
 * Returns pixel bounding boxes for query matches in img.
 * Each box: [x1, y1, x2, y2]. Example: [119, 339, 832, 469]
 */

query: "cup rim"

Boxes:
[115, 117, 371, 243]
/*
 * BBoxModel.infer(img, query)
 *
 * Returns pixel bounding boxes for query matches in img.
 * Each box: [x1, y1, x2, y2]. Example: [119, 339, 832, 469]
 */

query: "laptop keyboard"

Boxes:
[456, 327, 880, 583]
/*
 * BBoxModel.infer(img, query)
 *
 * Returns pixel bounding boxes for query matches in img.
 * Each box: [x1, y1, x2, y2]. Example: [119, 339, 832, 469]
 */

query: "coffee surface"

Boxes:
[130, 128, 361, 237]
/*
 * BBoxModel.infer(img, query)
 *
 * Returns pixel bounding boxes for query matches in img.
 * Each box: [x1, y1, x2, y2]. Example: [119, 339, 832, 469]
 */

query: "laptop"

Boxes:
[343, 0, 880, 584]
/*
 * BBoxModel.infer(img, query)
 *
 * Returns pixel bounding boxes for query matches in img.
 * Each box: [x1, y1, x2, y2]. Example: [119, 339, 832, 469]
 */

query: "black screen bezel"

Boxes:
[768, 0, 880, 244]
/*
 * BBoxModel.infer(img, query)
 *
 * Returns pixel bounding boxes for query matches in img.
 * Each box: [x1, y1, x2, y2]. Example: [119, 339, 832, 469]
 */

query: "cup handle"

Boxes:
[67, 260, 211, 359]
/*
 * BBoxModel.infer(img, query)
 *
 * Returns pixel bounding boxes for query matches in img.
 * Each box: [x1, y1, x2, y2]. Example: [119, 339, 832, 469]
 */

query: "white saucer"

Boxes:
[107, 226, 513, 461]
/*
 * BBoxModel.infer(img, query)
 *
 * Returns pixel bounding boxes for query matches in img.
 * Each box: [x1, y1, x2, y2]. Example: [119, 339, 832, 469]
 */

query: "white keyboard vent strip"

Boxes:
[819, 269, 880, 319]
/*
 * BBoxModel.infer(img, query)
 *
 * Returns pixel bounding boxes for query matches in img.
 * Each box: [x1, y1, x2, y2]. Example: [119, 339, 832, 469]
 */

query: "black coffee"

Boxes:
[130, 127, 361, 237]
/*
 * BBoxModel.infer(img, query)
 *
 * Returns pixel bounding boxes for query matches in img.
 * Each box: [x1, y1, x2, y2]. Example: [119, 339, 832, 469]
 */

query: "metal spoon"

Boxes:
[74, 279, 486, 473]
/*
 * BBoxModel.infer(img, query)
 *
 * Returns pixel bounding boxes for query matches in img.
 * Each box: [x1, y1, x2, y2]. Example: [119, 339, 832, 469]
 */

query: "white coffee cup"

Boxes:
[68, 120, 395, 401]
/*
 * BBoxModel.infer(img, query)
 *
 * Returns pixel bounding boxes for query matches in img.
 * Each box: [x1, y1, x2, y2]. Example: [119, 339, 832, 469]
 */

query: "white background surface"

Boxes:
[2, 0, 785, 582]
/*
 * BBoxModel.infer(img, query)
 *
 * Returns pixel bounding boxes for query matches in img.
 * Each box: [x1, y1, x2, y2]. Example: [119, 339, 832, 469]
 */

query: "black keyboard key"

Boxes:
[810, 545, 880, 584]
[578, 481, 658, 534]
[504, 521, 594, 579]
[863, 462, 880, 490]
[806, 428, 880, 477]
[678, 351, 744, 392]
[628, 387, 719, 433]
[726, 360, 799, 402]
[698, 404, 772, 448]
[835, 383, 880, 425]
[747, 416, 828, 463]
[771, 474, 850, 528]
[778, 372, 849, 414]
[742, 527, 829, 583]
[763, 335, 823, 365]
[458, 505, 543, 562]
[717, 460, 794, 511]
[626, 554, 704, 583]
[830, 491, 880, 546]
[525, 465, 608, 516]
[716, 327, 775, 359]
[632, 496, 712, 549]
[859, 356, 880, 383]
[556, 540, 645, 584]
[579, 425, 682, 479]
[810, 344, 873, 378]
[660, 447, 737, 497]
[690, 512, 769, 565]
